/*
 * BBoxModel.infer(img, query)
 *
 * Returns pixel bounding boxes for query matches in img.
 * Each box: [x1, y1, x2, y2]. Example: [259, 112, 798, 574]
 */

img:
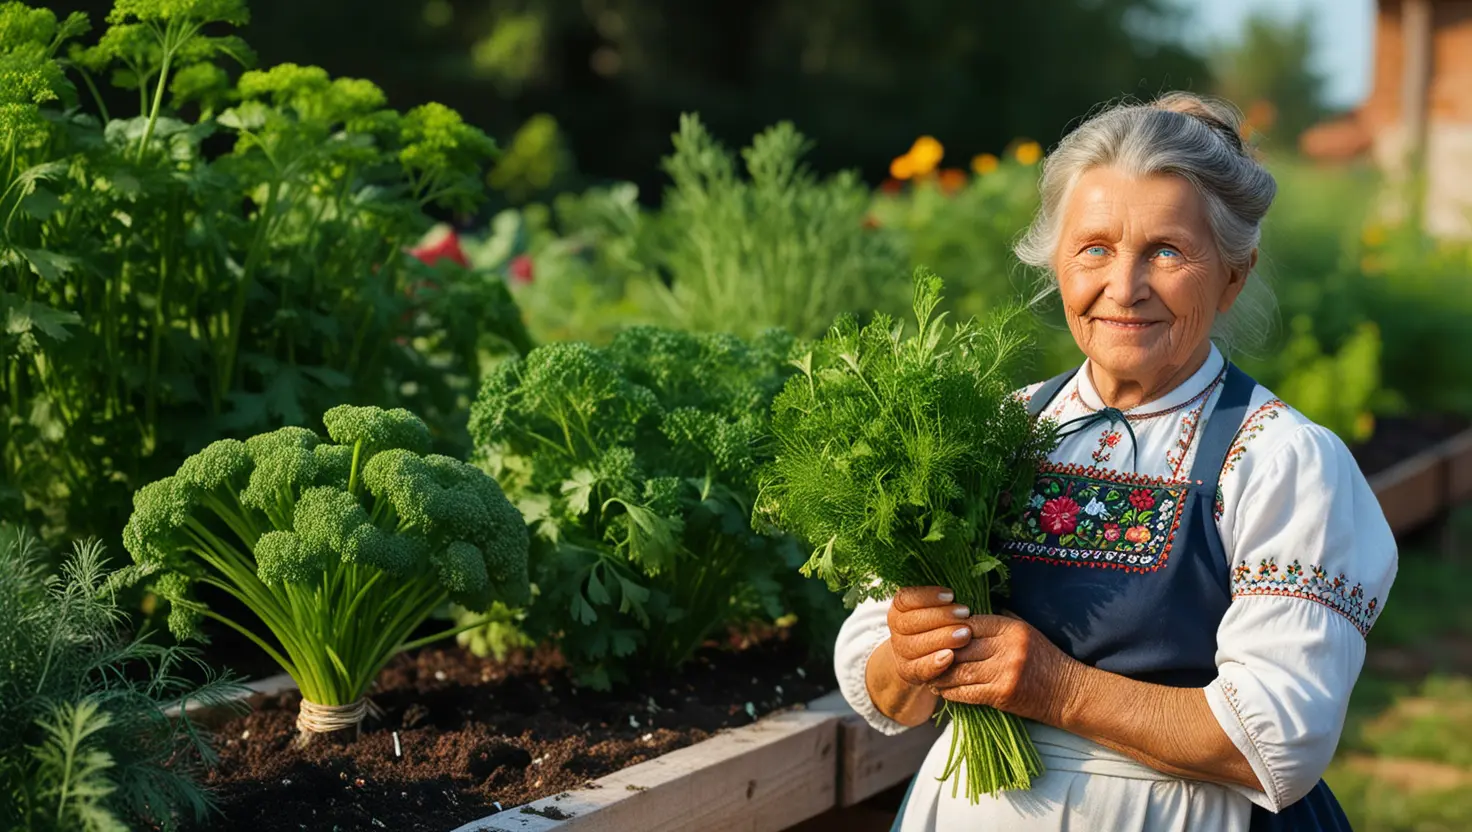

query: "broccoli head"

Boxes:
[122, 405, 531, 708]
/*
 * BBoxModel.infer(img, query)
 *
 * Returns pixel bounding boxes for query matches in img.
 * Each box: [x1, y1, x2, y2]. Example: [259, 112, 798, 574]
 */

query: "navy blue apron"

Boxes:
[888, 364, 1350, 831]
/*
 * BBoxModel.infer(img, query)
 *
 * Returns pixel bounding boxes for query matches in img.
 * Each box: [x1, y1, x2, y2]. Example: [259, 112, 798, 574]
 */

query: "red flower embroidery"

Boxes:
[509, 254, 535, 284]
[1103, 432, 1121, 447]
[1128, 489, 1155, 510]
[1040, 497, 1081, 535]
[1102, 522, 1121, 542]
[1124, 525, 1151, 544]
[408, 229, 469, 268]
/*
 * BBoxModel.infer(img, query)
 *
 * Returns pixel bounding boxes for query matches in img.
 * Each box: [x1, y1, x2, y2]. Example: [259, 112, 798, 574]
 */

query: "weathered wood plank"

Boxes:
[834, 715, 940, 808]
[1369, 449, 1446, 535]
[1442, 428, 1472, 504]
[455, 694, 846, 832]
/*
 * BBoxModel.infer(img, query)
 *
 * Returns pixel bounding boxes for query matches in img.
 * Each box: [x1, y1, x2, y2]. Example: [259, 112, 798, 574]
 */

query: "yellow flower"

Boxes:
[1360, 224, 1387, 248]
[1360, 254, 1384, 275]
[889, 154, 917, 180]
[1015, 140, 1043, 166]
[1353, 412, 1376, 442]
[907, 135, 944, 175]
[971, 153, 1000, 175]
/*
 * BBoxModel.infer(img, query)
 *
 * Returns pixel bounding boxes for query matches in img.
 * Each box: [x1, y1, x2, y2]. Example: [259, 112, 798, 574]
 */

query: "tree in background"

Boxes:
[58, 0, 1210, 203]
[1210, 10, 1330, 149]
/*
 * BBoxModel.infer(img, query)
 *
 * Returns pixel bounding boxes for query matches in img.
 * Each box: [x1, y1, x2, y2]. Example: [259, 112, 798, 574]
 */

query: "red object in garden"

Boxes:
[880, 177, 904, 194]
[509, 254, 535, 284]
[408, 229, 469, 268]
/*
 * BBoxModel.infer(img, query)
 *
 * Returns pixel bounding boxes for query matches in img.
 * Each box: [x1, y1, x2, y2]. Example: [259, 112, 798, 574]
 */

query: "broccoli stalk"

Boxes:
[122, 405, 529, 736]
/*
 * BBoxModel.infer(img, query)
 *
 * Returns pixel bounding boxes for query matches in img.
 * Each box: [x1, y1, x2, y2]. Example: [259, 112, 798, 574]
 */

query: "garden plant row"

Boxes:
[6, 0, 1472, 830]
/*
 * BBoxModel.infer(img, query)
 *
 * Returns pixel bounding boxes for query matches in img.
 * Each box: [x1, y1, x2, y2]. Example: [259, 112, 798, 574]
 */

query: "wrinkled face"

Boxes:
[1054, 166, 1250, 395]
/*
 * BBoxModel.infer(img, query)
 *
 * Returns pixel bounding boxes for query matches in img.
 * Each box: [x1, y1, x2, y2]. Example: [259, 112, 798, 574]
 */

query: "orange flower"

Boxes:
[1243, 100, 1278, 139]
[971, 153, 999, 175]
[1014, 141, 1042, 166]
[907, 135, 944, 175]
[890, 154, 917, 180]
[938, 168, 967, 194]
[862, 215, 882, 230]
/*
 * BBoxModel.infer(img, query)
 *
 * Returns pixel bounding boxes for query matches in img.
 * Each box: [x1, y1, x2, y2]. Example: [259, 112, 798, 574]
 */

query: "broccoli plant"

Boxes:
[122, 405, 530, 736]
[469, 326, 836, 688]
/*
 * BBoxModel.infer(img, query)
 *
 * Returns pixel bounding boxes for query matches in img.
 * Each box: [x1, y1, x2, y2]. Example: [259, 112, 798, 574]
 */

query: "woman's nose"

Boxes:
[1101, 256, 1152, 307]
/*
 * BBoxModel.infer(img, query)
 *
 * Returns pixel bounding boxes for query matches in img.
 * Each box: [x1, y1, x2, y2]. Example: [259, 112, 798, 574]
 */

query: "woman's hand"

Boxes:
[930, 612, 1084, 727]
[864, 586, 975, 726]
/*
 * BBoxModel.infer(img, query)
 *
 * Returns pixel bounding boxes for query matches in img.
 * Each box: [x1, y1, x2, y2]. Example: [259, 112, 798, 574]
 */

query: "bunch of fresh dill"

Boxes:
[757, 269, 1057, 800]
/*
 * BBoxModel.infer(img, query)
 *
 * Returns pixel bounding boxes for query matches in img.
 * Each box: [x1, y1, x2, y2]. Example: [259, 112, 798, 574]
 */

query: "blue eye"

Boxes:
[1155, 247, 1181, 259]
[1085, 246, 1109, 257]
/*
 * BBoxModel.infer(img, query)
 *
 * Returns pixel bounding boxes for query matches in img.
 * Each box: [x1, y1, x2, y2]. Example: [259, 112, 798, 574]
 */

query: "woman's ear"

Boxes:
[1218, 248, 1256, 313]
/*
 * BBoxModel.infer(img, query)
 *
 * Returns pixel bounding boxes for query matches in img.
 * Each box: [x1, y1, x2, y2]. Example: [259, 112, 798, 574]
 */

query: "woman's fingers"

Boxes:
[891, 586, 955, 613]
[890, 622, 974, 661]
[936, 684, 991, 705]
[895, 645, 956, 687]
[889, 602, 972, 636]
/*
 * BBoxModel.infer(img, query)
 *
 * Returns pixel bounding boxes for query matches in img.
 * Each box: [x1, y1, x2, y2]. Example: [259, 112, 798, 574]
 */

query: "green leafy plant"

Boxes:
[120, 405, 530, 735]
[635, 114, 906, 339]
[469, 325, 836, 688]
[757, 269, 1057, 800]
[0, 525, 244, 831]
[1, 0, 518, 547]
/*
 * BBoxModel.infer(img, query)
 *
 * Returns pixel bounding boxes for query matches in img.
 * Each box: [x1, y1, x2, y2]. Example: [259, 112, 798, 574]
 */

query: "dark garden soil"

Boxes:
[1350, 414, 1470, 478]
[185, 631, 835, 832]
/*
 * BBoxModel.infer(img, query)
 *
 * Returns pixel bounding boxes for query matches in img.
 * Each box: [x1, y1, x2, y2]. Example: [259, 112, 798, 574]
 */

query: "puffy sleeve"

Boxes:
[834, 597, 912, 735]
[1205, 424, 1398, 812]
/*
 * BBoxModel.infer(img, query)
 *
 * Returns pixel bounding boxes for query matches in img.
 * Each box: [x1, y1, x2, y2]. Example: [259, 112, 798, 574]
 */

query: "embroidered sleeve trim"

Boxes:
[1221, 399, 1288, 474]
[1231, 557, 1382, 636]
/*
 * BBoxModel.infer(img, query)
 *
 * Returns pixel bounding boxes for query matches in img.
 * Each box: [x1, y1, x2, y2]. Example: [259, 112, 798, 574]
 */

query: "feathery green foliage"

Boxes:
[757, 269, 1057, 800]
[635, 114, 906, 339]
[121, 405, 531, 719]
[0, 526, 243, 832]
[469, 325, 841, 689]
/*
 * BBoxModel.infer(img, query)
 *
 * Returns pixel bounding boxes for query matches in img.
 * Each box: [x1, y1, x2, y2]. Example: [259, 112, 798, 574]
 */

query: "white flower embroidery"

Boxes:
[1029, 493, 1046, 509]
[1083, 498, 1107, 517]
[1157, 498, 1175, 513]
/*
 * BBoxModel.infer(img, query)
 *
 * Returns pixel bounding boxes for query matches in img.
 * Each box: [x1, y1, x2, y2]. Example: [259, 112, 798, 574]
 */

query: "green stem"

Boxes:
[396, 613, 497, 655]
[134, 20, 184, 165]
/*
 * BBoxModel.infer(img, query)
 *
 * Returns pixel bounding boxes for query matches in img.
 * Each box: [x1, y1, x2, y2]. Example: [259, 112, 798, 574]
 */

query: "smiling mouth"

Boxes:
[1093, 318, 1160, 329]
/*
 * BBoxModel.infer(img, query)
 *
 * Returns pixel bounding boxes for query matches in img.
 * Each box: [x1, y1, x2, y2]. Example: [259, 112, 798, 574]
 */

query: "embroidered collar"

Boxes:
[1075, 344, 1226, 420]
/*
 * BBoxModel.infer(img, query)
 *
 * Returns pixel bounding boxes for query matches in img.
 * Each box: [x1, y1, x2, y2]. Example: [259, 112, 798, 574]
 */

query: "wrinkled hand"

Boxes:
[929, 612, 1082, 726]
[884, 586, 976, 688]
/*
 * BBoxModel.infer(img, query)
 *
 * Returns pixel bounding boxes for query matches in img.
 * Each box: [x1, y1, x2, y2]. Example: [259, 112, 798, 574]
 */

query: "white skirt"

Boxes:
[896, 721, 1254, 832]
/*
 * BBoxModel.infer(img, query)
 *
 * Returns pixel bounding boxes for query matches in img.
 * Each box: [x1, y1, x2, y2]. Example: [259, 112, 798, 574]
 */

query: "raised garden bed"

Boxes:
[184, 634, 834, 832]
[178, 420, 1472, 832]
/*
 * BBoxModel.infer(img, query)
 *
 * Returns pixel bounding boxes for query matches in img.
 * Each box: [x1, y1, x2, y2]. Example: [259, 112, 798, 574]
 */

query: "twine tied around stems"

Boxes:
[296, 697, 383, 736]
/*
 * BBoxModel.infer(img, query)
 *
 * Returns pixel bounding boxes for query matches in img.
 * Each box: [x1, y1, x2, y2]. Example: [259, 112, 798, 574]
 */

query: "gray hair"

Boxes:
[1014, 92, 1278, 354]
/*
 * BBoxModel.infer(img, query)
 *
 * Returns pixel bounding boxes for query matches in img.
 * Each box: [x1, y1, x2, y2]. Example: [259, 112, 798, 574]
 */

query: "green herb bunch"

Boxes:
[469, 325, 831, 689]
[0, 526, 244, 832]
[757, 269, 1057, 800]
[121, 405, 530, 729]
[0, 0, 519, 547]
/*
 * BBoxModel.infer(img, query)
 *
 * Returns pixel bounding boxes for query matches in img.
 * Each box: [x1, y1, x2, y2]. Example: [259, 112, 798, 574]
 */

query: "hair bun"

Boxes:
[1153, 92, 1249, 156]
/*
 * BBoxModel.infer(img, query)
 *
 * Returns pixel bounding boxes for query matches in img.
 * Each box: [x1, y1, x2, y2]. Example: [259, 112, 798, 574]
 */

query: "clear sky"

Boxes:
[1174, 0, 1376, 108]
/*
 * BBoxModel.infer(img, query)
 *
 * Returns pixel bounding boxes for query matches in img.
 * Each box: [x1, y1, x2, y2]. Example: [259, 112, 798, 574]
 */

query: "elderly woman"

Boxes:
[837, 92, 1397, 831]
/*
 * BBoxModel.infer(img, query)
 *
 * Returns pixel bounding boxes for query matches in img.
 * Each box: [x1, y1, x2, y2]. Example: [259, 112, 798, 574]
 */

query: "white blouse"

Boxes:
[833, 345, 1398, 830]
